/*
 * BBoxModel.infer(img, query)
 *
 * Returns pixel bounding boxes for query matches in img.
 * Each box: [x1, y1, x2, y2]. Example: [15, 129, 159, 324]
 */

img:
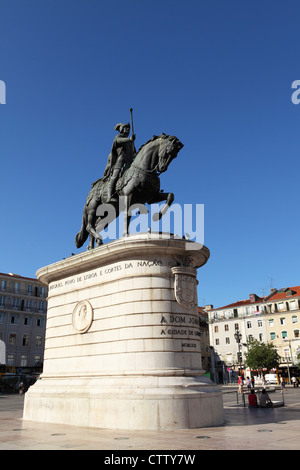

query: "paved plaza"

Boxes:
[0, 385, 299, 451]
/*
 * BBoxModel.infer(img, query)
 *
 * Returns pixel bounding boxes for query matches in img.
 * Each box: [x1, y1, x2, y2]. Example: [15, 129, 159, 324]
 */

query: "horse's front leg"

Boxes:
[151, 192, 174, 222]
[88, 234, 95, 250]
[122, 195, 132, 237]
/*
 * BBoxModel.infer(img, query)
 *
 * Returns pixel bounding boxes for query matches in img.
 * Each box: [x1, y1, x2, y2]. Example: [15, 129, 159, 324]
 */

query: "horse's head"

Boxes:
[156, 133, 184, 173]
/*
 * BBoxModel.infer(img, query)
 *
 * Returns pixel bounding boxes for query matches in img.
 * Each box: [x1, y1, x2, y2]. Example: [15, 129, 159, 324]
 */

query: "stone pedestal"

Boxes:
[23, 233, 224, 429]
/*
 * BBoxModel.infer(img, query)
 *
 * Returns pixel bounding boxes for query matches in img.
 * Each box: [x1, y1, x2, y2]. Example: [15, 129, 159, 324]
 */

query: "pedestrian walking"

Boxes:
[238, 375, 243, 393]
[18, 381, 24, 396]
[246, 376, 251, 391]
[280, 376, 287, 393]
[251, 376, 255, 389]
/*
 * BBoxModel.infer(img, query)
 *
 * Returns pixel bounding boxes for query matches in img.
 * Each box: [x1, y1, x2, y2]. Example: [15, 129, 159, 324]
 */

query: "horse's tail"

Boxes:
[75, 209, 89, 248]
[75, 224, 89, 248]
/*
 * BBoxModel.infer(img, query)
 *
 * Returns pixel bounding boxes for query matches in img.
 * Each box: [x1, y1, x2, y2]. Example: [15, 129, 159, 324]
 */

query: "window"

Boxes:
[233, 309, 238, 318]
[7, 354, 14, 366]
[27, 285, 32, 295]
[278, 302, 285, 311]
[9, 334, 16, 345]
[280, 317, 286, 325]
[34, 355, 41, 366]
[248, 335, 254, 342]
[224, 324, 229, 331]
[292, 315, 298, 324]
[21, 355, 27, 367]
[36, 335, 42, 347]
[10, 314, 18, 325]
[15, 282, 20, 293]
[37, 317, 43, 327]
[0, 296, 5, 307]
[214, 326, 218, 333]
[22, 334, 30, 346]
[234, 323, 239, 330]
[283, 349, 291, 361]
[269, 318, 274, 326]
[259, 333, 263, 341]
[12, 298, 19, 309]
[215, 338, 219, 345]
[281, 330, 287, 339]
[294, 330, 299, 338]
[0, 312, 4, 323]
[247, 321, 252, 328]
[270, 332, 276, 340]
[225, 337, 230, 344]
[25, 299, 31, 311]
[24, 316, 31, 326]
[257, 319, 262, 327]
[39, 286, 45, 297]
[1, 280, 6, 291]
[290, 300, 297, 310]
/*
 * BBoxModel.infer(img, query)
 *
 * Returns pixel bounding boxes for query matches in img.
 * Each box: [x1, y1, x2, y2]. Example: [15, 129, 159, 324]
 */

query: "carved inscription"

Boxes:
[160, 313, 200, 349]
[49, 259, 163, 291]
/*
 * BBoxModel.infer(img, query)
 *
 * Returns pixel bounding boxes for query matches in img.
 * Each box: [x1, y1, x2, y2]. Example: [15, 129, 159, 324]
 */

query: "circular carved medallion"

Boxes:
[72, 300, 93, 334]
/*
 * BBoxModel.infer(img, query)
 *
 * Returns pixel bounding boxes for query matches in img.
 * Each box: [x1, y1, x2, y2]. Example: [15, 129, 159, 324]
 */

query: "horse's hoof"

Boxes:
[152, 212, 162, 222]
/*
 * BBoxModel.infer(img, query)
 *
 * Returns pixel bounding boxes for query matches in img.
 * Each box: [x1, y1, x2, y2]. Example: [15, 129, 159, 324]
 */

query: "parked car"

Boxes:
[264, 373, 278, 384]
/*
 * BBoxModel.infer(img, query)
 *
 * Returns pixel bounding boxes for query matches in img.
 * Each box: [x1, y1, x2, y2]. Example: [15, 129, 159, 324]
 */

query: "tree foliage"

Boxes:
[244, 339, 280, 371]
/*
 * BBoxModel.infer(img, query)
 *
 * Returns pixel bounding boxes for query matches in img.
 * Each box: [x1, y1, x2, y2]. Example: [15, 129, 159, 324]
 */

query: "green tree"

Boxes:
[244, 339, 280, 372]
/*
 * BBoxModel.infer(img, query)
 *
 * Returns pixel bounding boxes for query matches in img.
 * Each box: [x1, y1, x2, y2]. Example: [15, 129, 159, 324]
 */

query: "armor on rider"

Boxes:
[104, 122, 136, 202]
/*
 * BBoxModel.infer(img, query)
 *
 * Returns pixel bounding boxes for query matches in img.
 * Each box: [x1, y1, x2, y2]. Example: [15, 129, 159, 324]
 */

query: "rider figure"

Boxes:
[104, 122, 136, 202]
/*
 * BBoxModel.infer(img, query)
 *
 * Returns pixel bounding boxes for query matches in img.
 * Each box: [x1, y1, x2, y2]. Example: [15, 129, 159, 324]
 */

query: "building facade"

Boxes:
[263, 287, 300, 365]
[207, 286, 300, 383]
[0, 272, 48, 372]
[198, 307, 211, 374]
[207, 294, 268, 382]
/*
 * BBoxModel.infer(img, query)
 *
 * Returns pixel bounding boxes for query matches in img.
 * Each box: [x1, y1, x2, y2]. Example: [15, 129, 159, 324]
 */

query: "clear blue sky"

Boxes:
[1, 0, 299, 308]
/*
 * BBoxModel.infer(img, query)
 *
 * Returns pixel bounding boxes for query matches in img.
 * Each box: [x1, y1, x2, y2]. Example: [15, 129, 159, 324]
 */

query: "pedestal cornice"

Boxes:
[37, 233, 210, 285]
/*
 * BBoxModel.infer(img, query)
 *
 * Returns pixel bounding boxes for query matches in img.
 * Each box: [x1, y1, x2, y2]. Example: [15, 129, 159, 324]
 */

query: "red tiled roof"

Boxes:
[198, 307, 208, 316]
[267, 286, 300, 301]
[0, 272, 38, 282]
[212, 296, 266, 311]
[210, 286, 300, 311]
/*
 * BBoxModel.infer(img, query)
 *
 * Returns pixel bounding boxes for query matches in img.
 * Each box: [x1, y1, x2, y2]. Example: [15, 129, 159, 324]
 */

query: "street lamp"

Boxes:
[234, 329, 243, 373]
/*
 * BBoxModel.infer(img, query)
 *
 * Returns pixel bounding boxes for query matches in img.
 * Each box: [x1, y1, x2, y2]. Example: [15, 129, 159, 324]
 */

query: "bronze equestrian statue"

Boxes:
[75, 113, 183, 250]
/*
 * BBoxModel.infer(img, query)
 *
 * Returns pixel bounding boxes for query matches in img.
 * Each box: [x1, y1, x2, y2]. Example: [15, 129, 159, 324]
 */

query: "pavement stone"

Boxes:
[0, 386, 299, 451]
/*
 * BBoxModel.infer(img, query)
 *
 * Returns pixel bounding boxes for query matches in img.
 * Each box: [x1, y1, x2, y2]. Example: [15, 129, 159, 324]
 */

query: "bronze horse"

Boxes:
[75, 133, 183, 249]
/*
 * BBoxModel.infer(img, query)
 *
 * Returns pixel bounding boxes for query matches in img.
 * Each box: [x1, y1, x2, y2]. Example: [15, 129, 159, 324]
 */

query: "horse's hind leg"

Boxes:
[86, 204, 103, 248]
[151, 192, 174, 221]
